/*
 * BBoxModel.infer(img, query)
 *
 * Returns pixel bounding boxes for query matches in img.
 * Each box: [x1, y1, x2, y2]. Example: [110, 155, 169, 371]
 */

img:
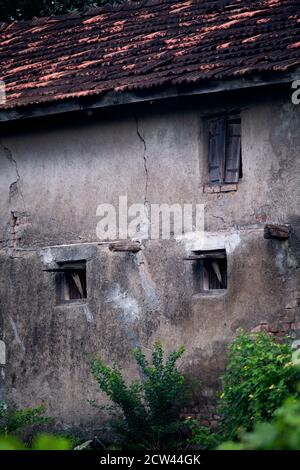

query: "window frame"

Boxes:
[186, 249, 228, 294]
[44, 260, 87, 305]
[206, 114, 242, 186]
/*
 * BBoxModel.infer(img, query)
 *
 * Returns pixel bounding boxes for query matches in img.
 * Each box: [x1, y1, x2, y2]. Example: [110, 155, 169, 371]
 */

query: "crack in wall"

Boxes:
[134, 115, 149, 209]
[212, 215, 227, 225]
[1, 141, 25, 209]
[10, 211, 18, 249]
[7, 210, 32, 249]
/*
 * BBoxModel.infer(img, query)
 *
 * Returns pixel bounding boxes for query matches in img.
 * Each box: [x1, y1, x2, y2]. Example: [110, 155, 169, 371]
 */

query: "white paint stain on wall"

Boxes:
[8, 315, 25, 353]
[176, 230, 241, 254]
[0, 340, 6, 365]
[38, 247, 54, 265]
[81, 304, 94, 324]
[106, 284, 140, 324]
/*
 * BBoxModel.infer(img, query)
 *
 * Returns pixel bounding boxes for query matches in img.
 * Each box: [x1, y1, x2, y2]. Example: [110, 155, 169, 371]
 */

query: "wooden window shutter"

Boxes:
[225, 120, 241, 183]
[208, 118, 226, 183]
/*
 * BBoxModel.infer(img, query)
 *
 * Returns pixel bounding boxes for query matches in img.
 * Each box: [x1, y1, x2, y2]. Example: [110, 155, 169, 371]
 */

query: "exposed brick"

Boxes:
[275, 332, 286, 337]
[268, 323, 279, 333]
[204, 184, 221, 194]
[280, 310, 296, 323]
[251, 322, 269, 333]
[220, 184, 238, 193]
[210, 420, 219, 428]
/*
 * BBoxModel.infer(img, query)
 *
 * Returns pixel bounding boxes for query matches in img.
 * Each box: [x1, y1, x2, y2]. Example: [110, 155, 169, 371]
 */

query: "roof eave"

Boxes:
[0, 69, 299, 123]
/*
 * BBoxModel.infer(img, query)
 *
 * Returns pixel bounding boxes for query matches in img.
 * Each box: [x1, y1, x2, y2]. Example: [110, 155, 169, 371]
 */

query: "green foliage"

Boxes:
[185, 418, 221, 450]
[33, 434, 72, 450]
[219, 396, 300, 450]
[218, 330, 300, 439]
[0, 0, 130, 22]
[91, 342, 191, 450]
[0, 433, 71, 450]
[0, 401, 52, 436]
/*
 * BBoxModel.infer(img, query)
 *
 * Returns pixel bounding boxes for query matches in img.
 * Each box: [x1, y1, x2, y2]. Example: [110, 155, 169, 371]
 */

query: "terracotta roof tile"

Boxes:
[0, 0, 299, 109]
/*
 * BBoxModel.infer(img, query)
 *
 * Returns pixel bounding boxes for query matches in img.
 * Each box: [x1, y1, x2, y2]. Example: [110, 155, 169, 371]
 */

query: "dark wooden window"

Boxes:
[186, 250, 227, 292]
[56, 261, 87, 303]
[207, 115, 242, 184]
[44, 261, 87, 304]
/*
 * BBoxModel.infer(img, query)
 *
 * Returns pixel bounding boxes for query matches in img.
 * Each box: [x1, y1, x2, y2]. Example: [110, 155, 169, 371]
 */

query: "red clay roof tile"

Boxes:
[0, 0, 299, 109]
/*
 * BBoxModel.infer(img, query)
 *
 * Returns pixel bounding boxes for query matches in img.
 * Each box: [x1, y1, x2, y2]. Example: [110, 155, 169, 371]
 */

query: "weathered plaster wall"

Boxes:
[0, 91, 299, 432]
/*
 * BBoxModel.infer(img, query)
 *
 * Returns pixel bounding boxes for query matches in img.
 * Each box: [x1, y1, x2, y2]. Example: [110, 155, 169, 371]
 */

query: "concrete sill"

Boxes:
[204, 183, 238, 194]
[192, 290, 227, 300]
[55, 300, 87, 308]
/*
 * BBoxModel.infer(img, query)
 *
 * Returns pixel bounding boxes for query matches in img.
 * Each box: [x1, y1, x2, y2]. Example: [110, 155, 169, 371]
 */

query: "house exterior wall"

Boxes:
[0, 90, 299, 433]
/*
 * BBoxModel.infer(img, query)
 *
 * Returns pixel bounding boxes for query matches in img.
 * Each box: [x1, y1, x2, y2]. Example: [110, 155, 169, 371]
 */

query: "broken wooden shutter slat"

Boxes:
[208, 118, 226, 183]
[225, 121, 241, 183]
[211, 260, 222, 285]
[43, 267, 84, 272]
[184, 253, 226, 260]
[71, 273, 84, 298]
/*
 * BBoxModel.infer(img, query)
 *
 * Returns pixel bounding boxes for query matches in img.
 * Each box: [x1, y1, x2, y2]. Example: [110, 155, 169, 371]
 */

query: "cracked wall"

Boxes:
[0, 90, 299, 432]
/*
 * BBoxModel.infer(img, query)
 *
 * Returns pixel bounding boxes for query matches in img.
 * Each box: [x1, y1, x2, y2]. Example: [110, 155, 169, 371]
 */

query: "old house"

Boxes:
[0, 0, 299, 433]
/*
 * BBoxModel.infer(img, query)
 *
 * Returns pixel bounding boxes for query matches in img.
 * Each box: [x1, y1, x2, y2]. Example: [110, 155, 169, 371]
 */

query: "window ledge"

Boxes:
[204, 183, 238, 194]
[55, 299, 87, 307]
[192, 290, 227, 300]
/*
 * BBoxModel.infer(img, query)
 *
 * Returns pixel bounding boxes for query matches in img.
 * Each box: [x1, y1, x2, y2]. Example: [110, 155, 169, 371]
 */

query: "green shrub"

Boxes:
[185, 418, 221, 450]
[218, 330, 300, 439]
[91, 342, 192, 450]
[219, 395, 300, 450]
[0, 401, 51, 436]
[0, 433, 71, 450]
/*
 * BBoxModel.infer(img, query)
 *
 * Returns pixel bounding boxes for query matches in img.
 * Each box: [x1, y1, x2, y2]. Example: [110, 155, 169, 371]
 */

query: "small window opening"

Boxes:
[207, 115, 242, 184]
[55, 261, 87, 304]
[189, 250, 227, 292]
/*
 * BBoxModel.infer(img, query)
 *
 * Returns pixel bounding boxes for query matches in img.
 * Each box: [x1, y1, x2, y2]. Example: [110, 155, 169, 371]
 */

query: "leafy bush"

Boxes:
[91, 342, 192, 450]
[218, 330, 300, 439]
[0, 401, 51, 436]
[0, 433, 71, 450]
[219, 395, 300, 450]
[185, 418, 221, 450]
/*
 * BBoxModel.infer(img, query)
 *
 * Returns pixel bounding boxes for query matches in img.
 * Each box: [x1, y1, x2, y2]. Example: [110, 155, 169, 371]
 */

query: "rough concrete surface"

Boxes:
[0, 90, 299, 432]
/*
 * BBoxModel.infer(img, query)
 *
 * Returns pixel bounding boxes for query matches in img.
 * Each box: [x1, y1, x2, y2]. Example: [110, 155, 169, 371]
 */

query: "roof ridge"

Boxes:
[1, 0, 293, 30]
[0, 0, 175, 28]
